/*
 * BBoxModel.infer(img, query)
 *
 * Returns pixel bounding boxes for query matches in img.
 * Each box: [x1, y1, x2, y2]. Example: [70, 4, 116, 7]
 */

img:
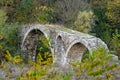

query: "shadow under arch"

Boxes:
[22, 29, 52, 63]
[55, 35, 66, 64]
[66, 42, 89, 63]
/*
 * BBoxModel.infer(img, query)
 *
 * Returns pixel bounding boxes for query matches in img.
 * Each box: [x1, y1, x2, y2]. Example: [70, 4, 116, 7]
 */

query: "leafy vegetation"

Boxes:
[111, 30, 120, 59]
[91, 0, 120, 58]
[0, 9, 7, 26]
[70, 47, 120, 80]
[73, 10, 95, 33]
[0, 45, 72, 80]
[0, 47, 119, 79]
[0, 23, 20, 55]
[36, 35, 52, 64]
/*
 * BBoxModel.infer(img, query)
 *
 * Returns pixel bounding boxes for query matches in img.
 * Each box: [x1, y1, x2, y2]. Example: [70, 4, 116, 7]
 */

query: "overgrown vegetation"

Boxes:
[0, 45, 72, 80]
[0, 47, 120, 79]
[0, 9, 20, 61]
[71, 48, 120, 80]
[0, 23, 20, 56]
[36, 35, 52, 64]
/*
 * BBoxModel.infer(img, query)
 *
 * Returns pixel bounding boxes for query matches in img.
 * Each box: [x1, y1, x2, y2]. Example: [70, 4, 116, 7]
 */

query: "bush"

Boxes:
[73, 10, 95, 33]
[35, 6, 55, 24]
[111, 30, 120, 59]
[0, 0, 55, 24]
[0, 23, 20, 55]
[70, 47, 120, 80]
[0, 9, 7, 26]
[0, 50, 72, 80]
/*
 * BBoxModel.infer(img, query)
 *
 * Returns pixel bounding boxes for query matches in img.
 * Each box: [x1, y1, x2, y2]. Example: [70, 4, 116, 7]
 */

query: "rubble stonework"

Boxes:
[19, 24, 109, 65]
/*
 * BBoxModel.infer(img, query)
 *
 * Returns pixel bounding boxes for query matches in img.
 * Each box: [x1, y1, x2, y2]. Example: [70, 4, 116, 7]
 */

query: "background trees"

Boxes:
[91, 0, 120, 58]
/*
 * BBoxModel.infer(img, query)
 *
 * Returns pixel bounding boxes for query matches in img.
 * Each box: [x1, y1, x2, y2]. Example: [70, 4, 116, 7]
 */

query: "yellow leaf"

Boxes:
[3, 65, 7, 70]
[17, 77, 26, 80]
[13, 56, 23, 64]
[5, 50, 13, 61]
[0, 45, 2, 49]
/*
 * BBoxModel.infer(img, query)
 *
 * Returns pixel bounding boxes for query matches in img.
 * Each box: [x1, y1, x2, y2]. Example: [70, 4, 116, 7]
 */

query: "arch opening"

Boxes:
[67, 43, 89, 63]
[23, 29, 53, 64]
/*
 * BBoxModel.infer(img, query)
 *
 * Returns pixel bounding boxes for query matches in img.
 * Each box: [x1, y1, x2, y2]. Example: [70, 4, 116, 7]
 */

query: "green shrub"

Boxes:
[0, 23, 20, 55]
[36, 35, 52, 64]
[0, 0, 55, 24]
[70, 47, 120, 80]
[35, 6, 55, 24]
[16, 0, 35, 23]
[73, 10, 95, 33]
[0, 0, 22, 23]
[111, 29, 120, 59]
[0, 9, 7, 26]
[0, 49, 72, 80]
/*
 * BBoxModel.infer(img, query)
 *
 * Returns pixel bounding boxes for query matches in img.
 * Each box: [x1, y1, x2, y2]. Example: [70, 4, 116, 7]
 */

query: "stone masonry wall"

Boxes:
[19, 24, 110, 66]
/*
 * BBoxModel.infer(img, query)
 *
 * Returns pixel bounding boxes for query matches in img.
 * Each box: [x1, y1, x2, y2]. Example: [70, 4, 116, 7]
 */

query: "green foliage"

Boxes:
[35, 6, 55, 24]
[5, 50, 23, 64]
[36, 35, 52, 63]
[70, 47, 120, 79]
[16, 0, 33, 23]
[81, 49, 89, 61]
[37, 35, 50, 53]
[73, 10, 95, 33]
[0, 50, 72, 80]
[91, 0, 120, 52]
[0, 0, 55, 23]
[105, 0, 120, 29]
[0, 9, 7, 26]
[111, 30, 120, 58]
[91, 1, 108, 38]
[0, 0, 22, 23]
[0, 23, 20, 55]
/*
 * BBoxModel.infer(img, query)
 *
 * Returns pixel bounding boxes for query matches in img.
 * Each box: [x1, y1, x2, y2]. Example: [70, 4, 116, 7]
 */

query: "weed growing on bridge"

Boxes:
[36, 35, 52, 63]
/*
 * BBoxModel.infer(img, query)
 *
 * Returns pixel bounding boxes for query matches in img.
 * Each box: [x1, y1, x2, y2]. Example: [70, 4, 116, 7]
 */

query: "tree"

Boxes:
[73, 10, 95, 33]
[54, 0, 91, 27]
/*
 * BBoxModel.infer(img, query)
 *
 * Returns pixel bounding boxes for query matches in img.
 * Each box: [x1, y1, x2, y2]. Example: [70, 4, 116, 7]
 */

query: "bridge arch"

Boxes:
[66, 39, 91, 62]
[21, 26, 49, 47]
[21, 26, 52, 62]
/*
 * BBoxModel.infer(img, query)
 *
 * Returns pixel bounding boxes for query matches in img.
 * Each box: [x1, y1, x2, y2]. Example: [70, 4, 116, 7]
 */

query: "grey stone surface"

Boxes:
[19, 24, 109, 66]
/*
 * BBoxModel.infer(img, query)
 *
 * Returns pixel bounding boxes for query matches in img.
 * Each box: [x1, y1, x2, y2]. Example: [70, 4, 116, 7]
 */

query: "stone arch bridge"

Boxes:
[19, 24, 108, 65]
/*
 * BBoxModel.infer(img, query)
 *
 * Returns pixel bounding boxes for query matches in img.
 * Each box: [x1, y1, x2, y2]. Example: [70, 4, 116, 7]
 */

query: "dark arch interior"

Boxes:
[23, 29, 52, 64]
[67, 43, 89, 62]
